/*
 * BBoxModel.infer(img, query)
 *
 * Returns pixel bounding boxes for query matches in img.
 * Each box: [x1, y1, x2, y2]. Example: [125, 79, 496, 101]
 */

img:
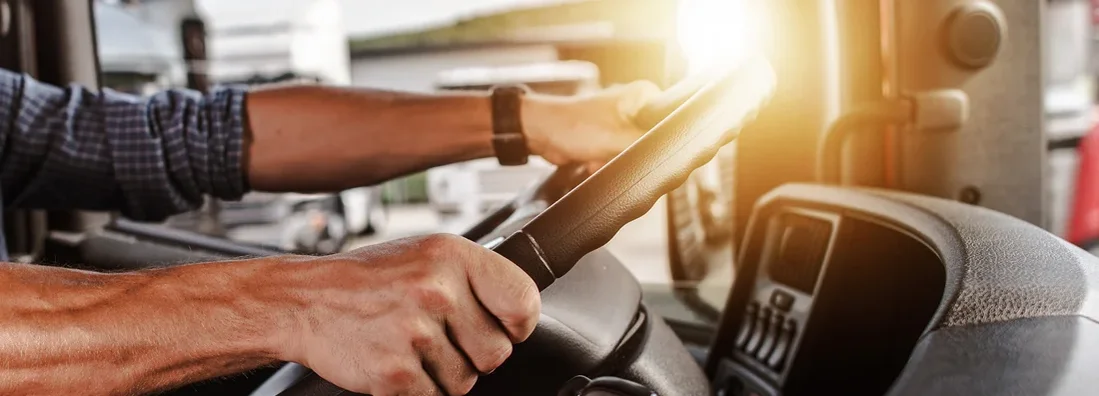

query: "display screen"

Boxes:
[767, 214, 832, 294]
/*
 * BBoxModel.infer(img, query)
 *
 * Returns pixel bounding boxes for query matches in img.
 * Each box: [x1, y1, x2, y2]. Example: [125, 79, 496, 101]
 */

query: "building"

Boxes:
[94, 0, 189, 93]
[342, 0, 681, 206]
[199, 0, 351, 84]
[346, 0, 681, 92]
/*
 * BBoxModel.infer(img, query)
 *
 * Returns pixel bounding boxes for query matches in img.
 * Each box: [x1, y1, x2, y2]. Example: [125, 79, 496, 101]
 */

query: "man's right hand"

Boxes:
[270, 234, 541, 395]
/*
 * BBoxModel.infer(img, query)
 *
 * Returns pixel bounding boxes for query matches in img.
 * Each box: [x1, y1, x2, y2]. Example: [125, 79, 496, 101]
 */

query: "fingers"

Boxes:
[415, 321, 480, 395]
[603, 80, 662, 158]
[370, 358, 442, 396]
[413, 234, 536, 391]
[452, 237, 541, 343]
[600, 128, 645, 158]
[295, 234, 541, 396]
[446, 292, 516, 374]
[612, 80, 663, 119]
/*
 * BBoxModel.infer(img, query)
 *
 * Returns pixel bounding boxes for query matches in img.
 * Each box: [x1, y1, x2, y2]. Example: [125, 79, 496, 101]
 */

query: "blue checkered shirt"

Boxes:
[0, 69, 248, 257]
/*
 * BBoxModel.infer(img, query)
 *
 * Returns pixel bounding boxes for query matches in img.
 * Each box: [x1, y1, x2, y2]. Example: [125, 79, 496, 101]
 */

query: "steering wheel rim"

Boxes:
[492, 58, 776, 290]
[274, 58, 777, 396]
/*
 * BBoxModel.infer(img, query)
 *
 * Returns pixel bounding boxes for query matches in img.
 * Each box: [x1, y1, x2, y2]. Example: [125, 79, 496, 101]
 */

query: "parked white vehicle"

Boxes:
[429, 61, 600, 215]
[427, 156, 555, 214]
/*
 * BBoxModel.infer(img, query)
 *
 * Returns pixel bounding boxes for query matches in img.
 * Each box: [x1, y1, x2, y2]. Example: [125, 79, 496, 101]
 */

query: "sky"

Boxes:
[198, 0, 566, 38]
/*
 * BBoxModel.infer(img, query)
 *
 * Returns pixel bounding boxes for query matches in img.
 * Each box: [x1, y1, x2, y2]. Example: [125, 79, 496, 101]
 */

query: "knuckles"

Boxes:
[399, 315, 437, 350]
[409, 278, 455, 314]
[415, 233, 471, 262]
[376, 363, 421, 395]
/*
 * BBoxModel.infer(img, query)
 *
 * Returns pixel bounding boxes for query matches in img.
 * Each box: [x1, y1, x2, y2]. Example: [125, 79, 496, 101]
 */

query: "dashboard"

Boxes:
[707, 189, 947, 396]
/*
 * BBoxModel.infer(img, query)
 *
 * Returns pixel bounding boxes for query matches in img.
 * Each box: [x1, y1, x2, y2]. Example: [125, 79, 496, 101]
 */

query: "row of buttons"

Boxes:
[734, 301, 798, 371]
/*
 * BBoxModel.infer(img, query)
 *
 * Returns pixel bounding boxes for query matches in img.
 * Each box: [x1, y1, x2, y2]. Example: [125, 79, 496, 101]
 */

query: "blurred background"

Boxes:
[89, 0, 1099, 322]
[92, 0, 694, 285]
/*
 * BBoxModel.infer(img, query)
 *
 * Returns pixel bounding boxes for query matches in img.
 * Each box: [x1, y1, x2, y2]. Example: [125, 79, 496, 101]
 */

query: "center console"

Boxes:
[707, 181, 1099, 396]
[707, 185, 948, 396]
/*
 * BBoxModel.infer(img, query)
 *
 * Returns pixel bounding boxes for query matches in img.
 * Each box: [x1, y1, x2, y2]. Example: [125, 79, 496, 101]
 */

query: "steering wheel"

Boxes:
[271, 58, 777, 396]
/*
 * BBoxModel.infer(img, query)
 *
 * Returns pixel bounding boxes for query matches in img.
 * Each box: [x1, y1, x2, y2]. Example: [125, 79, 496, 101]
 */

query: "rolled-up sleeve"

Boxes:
[0, 69, 249, 221]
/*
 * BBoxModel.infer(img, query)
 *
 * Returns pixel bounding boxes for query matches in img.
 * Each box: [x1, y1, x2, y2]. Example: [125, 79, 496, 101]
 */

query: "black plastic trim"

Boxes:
[108, 219, 283, 257]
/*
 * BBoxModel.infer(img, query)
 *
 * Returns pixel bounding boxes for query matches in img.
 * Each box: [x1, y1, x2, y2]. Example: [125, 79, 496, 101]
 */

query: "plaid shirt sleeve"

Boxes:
[0, 69, 250, 221]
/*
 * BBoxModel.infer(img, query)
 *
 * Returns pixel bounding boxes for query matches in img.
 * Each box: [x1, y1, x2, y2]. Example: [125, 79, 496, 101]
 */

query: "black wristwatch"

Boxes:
[490, 85, 531, 166]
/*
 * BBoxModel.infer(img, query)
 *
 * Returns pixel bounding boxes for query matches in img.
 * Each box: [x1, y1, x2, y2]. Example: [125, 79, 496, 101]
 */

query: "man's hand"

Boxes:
[274, 234, 540, 395]
[522, 81, 662, 168]
[0, 234, 537, 396]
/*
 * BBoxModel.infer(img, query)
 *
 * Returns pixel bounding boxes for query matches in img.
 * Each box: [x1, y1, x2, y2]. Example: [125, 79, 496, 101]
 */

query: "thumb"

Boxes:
[610, 80, 663, 119]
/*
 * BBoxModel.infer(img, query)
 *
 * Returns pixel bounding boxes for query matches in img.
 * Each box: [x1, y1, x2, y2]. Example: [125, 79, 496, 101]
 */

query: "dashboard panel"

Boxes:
[708, 190, 946, 396]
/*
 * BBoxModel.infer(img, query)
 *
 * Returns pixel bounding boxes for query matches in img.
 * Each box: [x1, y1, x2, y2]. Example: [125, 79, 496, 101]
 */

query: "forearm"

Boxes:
[0, 260, 290, 395]
[245, 86, 509, 192]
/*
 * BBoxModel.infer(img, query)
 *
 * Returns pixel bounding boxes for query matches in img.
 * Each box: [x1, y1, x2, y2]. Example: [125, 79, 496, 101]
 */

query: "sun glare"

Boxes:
[676, 0, 768, 75]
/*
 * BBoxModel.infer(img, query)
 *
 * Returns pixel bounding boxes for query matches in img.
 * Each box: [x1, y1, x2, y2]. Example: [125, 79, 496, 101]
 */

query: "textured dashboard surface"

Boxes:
[761, 184, 1099, 330]
[623, 316, 712, 396]
[754, 184, 1099, 396]
[889, 316, 1099, 396]
[879, 191, 1099, 327]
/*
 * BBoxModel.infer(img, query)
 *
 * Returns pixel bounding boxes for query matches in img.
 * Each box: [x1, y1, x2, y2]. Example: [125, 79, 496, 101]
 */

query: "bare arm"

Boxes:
[245, 87, 495, 191]
[0, 235, 540, 396]
[0, 260, 285, 395]
[244, 83, 658, 192]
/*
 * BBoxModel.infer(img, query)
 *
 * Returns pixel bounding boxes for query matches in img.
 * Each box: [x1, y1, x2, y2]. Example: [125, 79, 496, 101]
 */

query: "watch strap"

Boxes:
[491, 85, 530, 166]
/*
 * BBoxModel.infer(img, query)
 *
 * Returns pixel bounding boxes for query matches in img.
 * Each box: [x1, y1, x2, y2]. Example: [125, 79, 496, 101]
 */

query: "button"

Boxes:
[744, 307, 772, 355]
[767, 319, 798, 370]
[755, 313, 784, 362]
[770, 289, 795, 312]
[735, 303, 759, 348]
[715, 376, 745, 396]
[944, 2, 1004, 69]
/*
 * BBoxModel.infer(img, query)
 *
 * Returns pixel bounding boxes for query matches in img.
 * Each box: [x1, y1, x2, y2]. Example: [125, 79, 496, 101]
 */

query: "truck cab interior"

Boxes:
[2, 1, 1093, 396]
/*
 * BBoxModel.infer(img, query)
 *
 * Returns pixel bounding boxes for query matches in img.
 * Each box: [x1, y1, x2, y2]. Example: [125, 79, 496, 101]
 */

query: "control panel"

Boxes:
[716, 208, 837, 395]
[708, 201, 945, 396]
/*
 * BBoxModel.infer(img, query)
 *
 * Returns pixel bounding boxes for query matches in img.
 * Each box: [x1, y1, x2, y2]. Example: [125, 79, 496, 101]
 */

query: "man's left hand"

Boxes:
[521, 81, 662, 169]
